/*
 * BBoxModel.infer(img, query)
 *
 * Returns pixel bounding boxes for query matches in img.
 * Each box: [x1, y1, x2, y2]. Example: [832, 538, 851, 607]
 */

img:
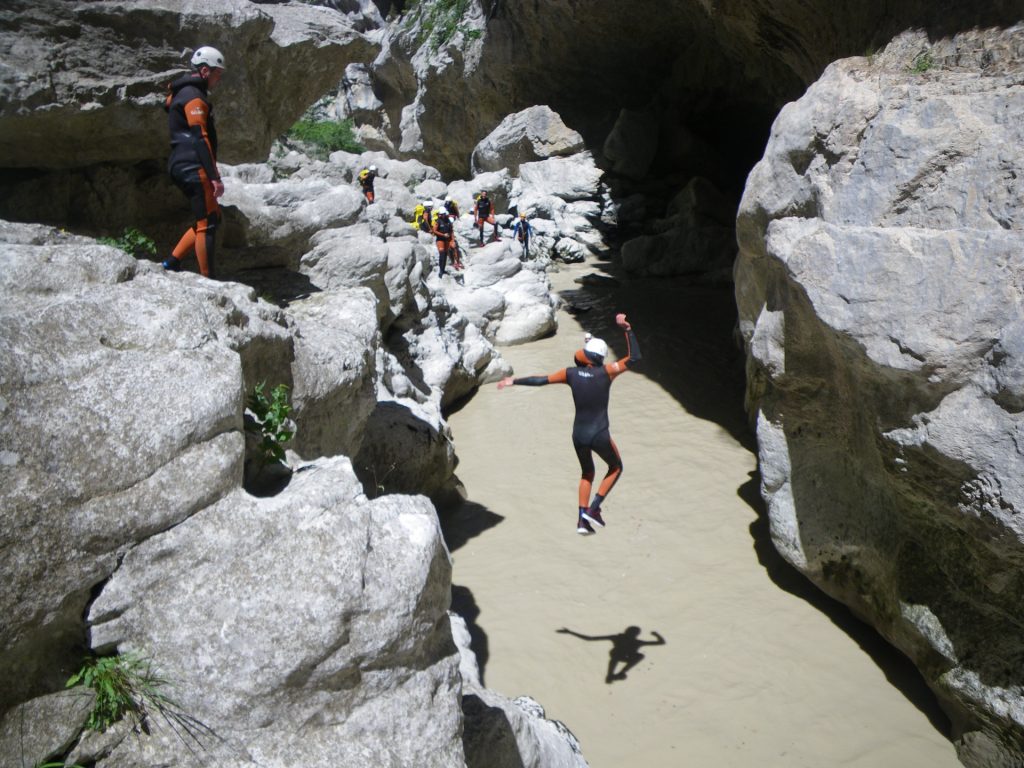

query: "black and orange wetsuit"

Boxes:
[432, 215, 454, 276]
[512, 327, 642, 511]
[358, 169, 376, 202]
[473, 195, 498, 243]
[165, 72, 220, 277]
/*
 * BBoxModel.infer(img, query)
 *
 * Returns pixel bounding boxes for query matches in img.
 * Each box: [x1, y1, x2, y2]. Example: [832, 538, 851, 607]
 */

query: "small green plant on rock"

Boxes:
[65, 652, 216, 748]
[246, 382, 295, 466]
[66, 653, 172, 733]
[285, 118, 365, 156]
[98, 227, 157, 258]
[910, 50, 934, 74]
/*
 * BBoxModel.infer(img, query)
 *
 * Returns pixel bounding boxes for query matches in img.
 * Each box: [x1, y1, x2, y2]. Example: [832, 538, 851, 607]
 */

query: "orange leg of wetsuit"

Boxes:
[595, 438, 623, 497]
[172, 170, 220, 277]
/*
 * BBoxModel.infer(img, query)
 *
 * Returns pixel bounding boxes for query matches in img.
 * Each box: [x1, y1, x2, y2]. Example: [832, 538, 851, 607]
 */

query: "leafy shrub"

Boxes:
[98, 227, 157, 258]
[286, 118, 365, 154]
[66, 653, 216, 748]
[910, 50, 934, 73]
[245, 382, 295, 465]
[67, 653, 172, 733]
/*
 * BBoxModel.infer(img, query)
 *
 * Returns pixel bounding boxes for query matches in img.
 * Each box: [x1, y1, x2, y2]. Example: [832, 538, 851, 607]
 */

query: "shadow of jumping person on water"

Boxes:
[557, 625, 666, 683]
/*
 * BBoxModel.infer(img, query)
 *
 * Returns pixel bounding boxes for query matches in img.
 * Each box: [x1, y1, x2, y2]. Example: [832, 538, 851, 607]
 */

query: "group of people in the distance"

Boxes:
[402, 190, 534, 278]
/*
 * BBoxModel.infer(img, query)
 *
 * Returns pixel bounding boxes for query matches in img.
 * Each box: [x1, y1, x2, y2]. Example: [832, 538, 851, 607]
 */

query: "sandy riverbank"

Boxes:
[443, 258, 960, 768]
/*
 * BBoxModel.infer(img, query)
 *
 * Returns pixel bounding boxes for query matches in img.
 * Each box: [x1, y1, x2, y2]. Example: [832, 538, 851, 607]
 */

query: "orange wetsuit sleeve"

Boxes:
[183, 96, 220, 181]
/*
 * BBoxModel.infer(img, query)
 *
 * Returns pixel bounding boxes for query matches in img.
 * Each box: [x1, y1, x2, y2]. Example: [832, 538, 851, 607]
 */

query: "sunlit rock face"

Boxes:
[736, 27, 1024, 766]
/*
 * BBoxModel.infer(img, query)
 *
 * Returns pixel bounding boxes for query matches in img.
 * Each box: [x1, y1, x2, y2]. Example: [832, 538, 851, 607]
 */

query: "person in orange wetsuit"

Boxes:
[498, 313, 642, 535]
[162, 46, 226, 278]
[432, 207, 460, 277]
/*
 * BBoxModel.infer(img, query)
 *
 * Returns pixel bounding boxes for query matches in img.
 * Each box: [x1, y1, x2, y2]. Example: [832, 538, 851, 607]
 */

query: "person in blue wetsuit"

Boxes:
[498, 313, 641, 535]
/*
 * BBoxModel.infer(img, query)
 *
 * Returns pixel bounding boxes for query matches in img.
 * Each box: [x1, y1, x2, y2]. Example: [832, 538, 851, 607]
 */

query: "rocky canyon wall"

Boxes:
[736, 27, 1024, 766]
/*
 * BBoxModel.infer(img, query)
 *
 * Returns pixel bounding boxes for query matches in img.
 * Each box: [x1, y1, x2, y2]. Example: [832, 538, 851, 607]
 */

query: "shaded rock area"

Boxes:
[735, 27, 1024, 767]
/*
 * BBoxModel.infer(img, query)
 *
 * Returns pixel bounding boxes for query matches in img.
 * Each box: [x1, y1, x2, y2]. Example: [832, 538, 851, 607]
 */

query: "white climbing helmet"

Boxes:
[191, 46, 226, 71]
[584, 335, 608, 360]
[369, 164, 377, 172]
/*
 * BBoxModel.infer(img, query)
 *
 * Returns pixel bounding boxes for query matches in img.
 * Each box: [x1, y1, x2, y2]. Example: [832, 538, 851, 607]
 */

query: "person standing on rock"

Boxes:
[432, 207, 460, 277]
[358, 164, 377, 203]
[497, 313, 641, 534]
[473, 190, 499, 246]
[512, 211, 533, 259]
[162, 46, 226, 278]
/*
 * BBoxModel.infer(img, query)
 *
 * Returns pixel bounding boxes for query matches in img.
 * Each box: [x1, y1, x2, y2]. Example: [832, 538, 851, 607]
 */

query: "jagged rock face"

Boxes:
[0, 221, 293, 711]
[735, 27, 1024, 766]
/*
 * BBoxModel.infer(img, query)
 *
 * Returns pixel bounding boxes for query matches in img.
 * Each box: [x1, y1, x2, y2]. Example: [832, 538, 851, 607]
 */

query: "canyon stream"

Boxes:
[443, 256, 960, 768]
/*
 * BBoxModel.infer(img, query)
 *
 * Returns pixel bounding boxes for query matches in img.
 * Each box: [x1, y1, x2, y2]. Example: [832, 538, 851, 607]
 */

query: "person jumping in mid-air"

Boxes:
[498, 313, 641, 534]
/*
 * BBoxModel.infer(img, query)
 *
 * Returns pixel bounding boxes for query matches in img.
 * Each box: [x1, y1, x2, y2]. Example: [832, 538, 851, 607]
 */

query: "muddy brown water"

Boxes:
[443, 258, 958, 768]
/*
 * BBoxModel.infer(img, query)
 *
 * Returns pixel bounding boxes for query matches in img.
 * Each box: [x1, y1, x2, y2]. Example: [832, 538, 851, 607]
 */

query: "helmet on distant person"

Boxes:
[369, 164, 377, 172]
[191, 46, 226, 71]
[519, 211, 527, 219]
[437, 208, 449, 216]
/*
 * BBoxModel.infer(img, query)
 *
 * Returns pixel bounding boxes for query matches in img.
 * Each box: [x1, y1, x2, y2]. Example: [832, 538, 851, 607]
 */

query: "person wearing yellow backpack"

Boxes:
[357, 165, 377, 203]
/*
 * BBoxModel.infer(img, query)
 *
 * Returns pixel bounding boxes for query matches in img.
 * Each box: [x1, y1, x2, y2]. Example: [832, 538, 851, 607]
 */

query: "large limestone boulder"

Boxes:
[220, 171, 366, 269]
[80, 457, 464, 768]
[288, 287, 379, 460]
[0, 221, 291, 713]
[471, 105, 585, 175]
[735, 28, 1024, 766]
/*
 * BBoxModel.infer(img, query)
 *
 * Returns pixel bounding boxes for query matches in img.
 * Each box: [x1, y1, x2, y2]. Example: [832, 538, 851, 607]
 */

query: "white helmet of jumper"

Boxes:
[584, 336, 608, 359]
[369, 164, 377, 172]
[191, 46, 226, 71]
